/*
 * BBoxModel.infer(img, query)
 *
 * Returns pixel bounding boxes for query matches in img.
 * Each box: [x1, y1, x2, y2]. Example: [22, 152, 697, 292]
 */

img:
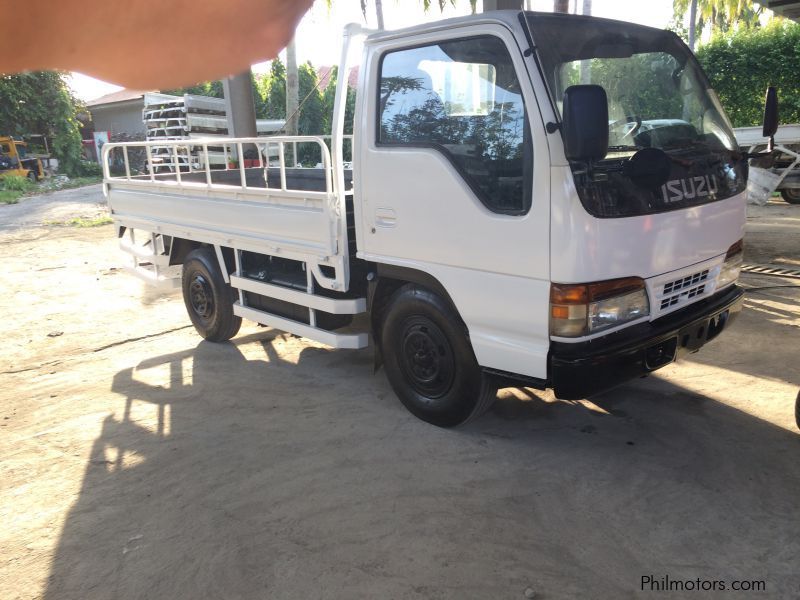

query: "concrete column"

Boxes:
[553, 0, 569, 12]
[223, 72, 257, 138]
[483, 0, 524, 10]
[222, 71, 257, 157]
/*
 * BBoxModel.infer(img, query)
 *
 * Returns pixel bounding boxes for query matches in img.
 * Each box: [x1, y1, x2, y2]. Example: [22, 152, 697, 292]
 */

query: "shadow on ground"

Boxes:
[43, 323, 800, 599]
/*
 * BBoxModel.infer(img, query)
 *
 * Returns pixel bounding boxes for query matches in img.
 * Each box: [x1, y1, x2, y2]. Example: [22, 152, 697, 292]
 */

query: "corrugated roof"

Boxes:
[86, 89, 149, 107]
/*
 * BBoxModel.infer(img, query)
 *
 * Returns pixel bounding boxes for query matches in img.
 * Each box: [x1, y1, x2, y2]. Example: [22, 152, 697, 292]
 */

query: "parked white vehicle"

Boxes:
[735, 123, 800, 204]
[103, 12, 751, 426]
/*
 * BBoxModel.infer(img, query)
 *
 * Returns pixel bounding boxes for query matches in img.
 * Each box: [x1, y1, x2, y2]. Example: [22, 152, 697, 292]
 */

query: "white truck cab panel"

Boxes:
[549, 166, 746, 284]
[355, 21, 553, 379]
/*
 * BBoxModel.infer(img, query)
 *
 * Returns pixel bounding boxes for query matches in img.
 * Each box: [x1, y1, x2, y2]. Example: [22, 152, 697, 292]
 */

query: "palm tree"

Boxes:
[674, 0, 762, 50]
[375, 0, 385, 29]
[354, 0, 386, 29]
[689, 0, 698, 49]
[285, 38, 299, 136]
[422, 0, 479, 12]
[580, 0, 592, 83]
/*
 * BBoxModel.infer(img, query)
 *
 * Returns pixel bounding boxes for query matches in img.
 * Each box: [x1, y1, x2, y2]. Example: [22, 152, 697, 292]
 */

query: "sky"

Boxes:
[68, 0, 676, 101]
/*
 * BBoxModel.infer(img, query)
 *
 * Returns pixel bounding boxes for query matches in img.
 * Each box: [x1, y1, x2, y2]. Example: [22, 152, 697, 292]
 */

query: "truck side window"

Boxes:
[378, 36, 532, 215]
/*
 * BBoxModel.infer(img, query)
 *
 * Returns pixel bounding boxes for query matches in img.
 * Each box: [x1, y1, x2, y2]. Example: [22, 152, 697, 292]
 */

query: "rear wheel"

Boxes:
[181, 247, 241, 342]
[380, 285, 496, 427]
[781, 189, 800, 204]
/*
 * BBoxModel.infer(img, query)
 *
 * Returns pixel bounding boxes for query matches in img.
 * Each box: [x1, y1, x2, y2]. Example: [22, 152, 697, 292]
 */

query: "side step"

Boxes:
[119, 236, 171, 266]
[233, 302, 368, 349]
[229, 275, 365, 314]
[123, 265, 181, 290]
[119, 231, 179, 289]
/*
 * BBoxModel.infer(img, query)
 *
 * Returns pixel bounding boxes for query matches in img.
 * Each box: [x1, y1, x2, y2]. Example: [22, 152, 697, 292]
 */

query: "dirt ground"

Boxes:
[1, 185, 799, 599]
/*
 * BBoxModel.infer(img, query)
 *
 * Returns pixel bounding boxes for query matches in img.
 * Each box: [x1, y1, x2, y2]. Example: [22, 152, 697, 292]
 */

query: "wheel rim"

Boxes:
[188, 273, 214, 319]
[399, 316, 455, 399]
[787, 189, 800, 200]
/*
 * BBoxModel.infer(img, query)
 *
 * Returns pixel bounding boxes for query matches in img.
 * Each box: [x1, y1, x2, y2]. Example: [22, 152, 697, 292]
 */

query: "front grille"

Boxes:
[663, 269, 709, 295]
[660, 283, 706, 310]
[656, 268, 713, 314]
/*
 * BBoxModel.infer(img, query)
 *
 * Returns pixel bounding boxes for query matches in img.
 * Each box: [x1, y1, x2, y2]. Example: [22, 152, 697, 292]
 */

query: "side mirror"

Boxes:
[562, 85, 609, 161]
[762, 86, 778, 151]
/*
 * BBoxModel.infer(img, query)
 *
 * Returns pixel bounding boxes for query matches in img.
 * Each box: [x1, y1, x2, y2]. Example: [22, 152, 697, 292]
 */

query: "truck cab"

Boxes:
[102, 11, 747, 426]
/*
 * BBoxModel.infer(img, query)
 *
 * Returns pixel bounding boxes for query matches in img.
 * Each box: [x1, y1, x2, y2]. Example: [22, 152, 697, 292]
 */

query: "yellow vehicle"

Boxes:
[0, 136, 44, 181]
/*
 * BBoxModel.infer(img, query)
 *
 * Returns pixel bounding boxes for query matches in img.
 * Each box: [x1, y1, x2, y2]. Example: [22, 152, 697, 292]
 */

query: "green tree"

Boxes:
[258, 59, 287, 120]
[297, 63, 324, 134]
[673, 0, 764, 49]
[0, 71, 83, 176]
[161, 80, 224, 98]
[320, 65, 357, 161]
[696, 20, 800, 127]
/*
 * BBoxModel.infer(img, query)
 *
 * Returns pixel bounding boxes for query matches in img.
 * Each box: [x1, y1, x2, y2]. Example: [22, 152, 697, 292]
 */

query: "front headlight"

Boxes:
[551, 277, 650, 337]
[717, 239, 743, 289]
[588, 287, 650, 332]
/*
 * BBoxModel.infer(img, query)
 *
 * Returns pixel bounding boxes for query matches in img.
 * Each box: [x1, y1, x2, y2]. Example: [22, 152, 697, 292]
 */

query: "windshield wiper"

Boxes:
[607, 145, 641, 152]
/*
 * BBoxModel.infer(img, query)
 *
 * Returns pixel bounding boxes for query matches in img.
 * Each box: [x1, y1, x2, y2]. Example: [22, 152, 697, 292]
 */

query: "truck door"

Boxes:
[356, 25, 552, 380]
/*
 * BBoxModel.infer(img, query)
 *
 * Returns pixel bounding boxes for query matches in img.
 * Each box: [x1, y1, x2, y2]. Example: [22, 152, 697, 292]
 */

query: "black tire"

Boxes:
[181, 247, 241, 342]
[380, 284, 496, 427]
[795, 389, 800, 431]
[781, 189, 800, 205]
[26, 171, 36, 183]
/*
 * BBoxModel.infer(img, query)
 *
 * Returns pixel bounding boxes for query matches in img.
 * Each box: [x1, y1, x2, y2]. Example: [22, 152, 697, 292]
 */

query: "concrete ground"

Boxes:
[1, 186, 799, 599]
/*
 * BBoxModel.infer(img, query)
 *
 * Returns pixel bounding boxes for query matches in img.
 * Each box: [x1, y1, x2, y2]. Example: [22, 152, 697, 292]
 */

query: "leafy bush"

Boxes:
[697, 21, 800, 127]
[0, 71, 84, 177]
[74, 160, 103, 177]
[0, 174, 34, 192]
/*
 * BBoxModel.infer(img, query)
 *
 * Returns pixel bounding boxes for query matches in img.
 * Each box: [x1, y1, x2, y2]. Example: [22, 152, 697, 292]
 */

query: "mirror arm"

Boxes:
[739, 147, 775, 160]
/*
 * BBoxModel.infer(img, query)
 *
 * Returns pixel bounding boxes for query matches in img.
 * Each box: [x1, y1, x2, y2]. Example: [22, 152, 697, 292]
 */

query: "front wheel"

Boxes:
[181, 247, 241, 342]
[380, 285, 496, 427]
[795, 389, 800, 431]
[781, 188, 800, 205]
[26, 171, 36, 183]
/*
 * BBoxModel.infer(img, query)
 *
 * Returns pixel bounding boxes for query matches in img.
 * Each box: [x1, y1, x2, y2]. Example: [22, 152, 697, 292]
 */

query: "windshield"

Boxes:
[527, 14, 747, 218]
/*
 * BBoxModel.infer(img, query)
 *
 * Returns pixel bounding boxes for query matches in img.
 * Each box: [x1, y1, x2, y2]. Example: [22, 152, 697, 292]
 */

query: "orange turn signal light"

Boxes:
[550, 284, 589, 305]
[550, 277, 645, 307]
[550, 305, 571, 319]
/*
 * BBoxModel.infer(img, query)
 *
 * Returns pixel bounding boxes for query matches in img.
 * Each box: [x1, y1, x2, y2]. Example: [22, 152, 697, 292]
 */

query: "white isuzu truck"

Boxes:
[103, 11, 755, 427]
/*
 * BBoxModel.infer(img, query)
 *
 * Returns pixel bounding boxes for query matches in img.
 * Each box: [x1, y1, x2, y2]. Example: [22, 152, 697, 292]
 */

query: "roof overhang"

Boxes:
[87, 98, 144, 111]
[756, 0, 800, 21]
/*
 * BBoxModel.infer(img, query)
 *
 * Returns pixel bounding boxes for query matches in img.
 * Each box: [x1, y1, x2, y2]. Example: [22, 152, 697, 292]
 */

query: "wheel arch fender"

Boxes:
[368, 263, 469, 371]
[168, 237, 202, 266]
[168, 238, 235, 277]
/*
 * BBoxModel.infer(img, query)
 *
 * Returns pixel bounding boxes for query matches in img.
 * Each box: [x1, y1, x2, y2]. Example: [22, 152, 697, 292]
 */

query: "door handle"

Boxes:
[374, 207, 397, 228]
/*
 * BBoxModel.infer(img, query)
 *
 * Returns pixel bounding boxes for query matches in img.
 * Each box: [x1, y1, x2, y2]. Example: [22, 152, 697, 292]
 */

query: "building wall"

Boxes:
[89, 100, 145, 136]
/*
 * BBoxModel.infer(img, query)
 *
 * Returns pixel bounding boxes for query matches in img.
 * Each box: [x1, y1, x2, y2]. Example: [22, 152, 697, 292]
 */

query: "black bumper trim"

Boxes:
[549, 285, 745, 400]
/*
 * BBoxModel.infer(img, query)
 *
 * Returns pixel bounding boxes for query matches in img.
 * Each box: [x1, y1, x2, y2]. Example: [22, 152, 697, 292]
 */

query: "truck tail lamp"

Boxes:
[717, 239, 743, 290]
[550, 277, 649, 337]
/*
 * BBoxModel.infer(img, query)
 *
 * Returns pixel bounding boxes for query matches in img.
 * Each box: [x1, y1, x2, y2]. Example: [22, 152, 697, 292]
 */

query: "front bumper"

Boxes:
[549, 285, 744, 400]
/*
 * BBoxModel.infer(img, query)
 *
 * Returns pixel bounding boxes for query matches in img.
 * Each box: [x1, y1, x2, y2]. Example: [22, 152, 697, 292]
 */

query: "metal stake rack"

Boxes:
[142, 92, 285, 173]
